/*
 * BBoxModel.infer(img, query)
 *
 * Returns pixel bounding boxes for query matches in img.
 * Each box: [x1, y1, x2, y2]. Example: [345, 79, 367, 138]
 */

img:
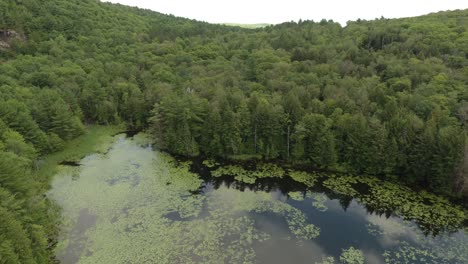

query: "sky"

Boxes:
[104, 0, 468, 26]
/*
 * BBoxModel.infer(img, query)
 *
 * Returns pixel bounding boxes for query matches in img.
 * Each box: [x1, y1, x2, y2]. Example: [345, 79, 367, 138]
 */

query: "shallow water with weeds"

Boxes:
[49, 135, 468, 264]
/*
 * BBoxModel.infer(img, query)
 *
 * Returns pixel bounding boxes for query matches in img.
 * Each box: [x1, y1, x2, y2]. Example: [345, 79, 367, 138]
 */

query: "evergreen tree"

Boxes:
[292, 114, 336, 168]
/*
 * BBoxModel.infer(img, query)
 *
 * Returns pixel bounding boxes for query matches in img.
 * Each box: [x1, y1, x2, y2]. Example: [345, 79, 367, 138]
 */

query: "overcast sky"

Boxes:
[104, 0, 468, 26]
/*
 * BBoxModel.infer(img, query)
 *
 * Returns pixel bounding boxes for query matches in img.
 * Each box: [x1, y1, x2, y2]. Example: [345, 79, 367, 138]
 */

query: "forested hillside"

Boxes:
[0, 0, 467, 262]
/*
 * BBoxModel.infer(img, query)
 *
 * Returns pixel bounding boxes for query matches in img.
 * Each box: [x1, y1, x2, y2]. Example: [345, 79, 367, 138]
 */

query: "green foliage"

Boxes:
[0, 126, 118, 264]
[0, 206, 35, 264]
[1, 0, 468, 260]
[0, 100, 48, 152]
[31, 89, 84, 140]
[45, 132, 65, 152]
[0, 151, 33, 196]
[0, 152, 55, 264]
[2, 0, 466, 196]
[292, 113, 336, 168]
[2, 129, 37, 160]
[150, 92, 206, 156]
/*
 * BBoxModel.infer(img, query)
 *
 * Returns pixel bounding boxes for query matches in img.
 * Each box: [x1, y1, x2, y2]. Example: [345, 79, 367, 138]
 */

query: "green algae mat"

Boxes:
[49, 135, 468, 264]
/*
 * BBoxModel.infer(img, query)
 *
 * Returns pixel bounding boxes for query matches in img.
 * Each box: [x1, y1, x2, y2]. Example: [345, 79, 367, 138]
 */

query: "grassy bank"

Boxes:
[35, 125, 123, 187]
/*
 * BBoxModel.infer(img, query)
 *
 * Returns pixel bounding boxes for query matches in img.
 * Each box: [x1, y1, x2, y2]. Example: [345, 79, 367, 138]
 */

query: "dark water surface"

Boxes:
[49, 135, 468, 264]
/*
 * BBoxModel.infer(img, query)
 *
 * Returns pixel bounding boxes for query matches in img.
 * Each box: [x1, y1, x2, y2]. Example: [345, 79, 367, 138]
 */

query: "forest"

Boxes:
[0, 0, 467, 262]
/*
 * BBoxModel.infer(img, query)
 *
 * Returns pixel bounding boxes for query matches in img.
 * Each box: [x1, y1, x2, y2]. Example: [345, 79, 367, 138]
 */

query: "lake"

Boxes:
[48, 134, 468, 264]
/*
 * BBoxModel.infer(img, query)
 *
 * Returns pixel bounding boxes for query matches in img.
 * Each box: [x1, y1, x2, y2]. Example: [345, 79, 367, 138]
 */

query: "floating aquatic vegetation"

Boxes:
[377, 223, 468, 263]
[339, 247, 364, 264]
[50, 136, 321, 264]
[383, 242, 440, 264]
[211, 163, 284, 184]
[419, 233, 468, 263]
[210, 161, 466, 235]
[365, 203, 468, 263]
[131, 132, 153, 146]
[251, 163, 285, 178]
[206, 187, 320, 240]
[211, 165, 255, 183]
[288, 191, 305, 201]
[366, 223, 384, 236]
[315, 256, 335, 264]
[288, 170, 319, 187]
[49, 134, 467, 264]
[322, 175, 361, 197]
[322, 175, 467, 233]
[310, 193, 328, 212]
[365, 215, 409, 239]
[210, 165, 244, 177]
[202, 159, 219, 168]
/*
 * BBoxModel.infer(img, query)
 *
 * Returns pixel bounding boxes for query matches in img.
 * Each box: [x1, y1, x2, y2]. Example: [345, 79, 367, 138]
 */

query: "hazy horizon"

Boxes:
[103, 0, 468, 26]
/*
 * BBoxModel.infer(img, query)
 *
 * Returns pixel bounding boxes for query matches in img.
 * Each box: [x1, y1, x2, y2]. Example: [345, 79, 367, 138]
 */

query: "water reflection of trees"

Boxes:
[188, 159, 465, 236]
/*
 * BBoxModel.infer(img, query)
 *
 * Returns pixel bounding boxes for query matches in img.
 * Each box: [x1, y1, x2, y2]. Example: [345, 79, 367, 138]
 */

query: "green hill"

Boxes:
[221, 23, 271, 28]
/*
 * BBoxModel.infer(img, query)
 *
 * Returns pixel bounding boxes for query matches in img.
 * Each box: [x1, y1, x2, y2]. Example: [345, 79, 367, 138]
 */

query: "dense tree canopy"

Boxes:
[0, 1, 467, 262]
